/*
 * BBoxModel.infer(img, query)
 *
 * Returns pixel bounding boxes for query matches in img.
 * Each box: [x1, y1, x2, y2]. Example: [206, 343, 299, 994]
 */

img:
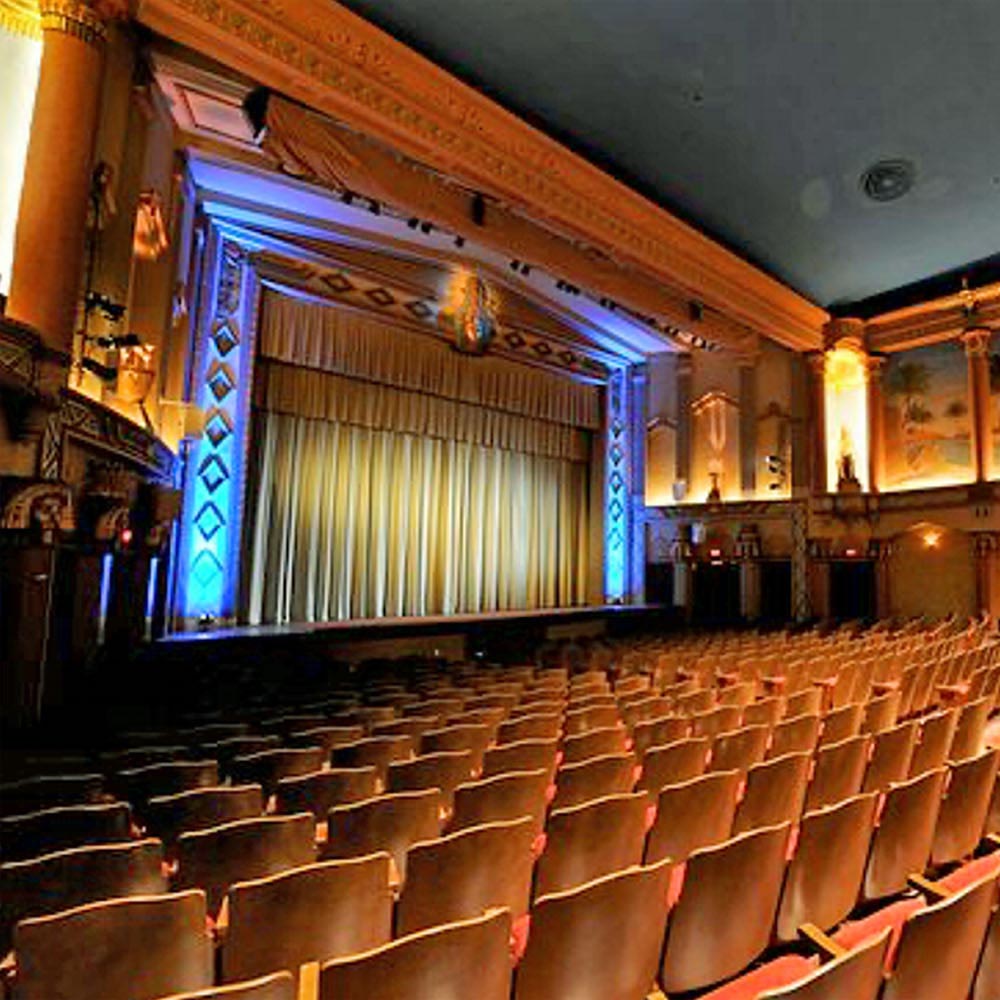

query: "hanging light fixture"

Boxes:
[438, 266, 499, 355]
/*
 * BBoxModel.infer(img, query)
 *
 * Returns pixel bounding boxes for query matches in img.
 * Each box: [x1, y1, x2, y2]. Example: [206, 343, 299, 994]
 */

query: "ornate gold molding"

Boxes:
[0, 0, 41, 39]
[39, 0, 107, 43]
[135, 0, 827, 350]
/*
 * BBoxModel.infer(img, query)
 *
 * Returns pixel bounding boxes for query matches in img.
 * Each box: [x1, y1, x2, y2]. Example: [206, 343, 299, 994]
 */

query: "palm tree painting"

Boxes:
[883, 342, 972, 489]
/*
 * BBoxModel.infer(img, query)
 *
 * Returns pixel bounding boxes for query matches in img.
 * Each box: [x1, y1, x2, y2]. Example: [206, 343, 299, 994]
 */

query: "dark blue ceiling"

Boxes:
[339, 0, 1000, 309]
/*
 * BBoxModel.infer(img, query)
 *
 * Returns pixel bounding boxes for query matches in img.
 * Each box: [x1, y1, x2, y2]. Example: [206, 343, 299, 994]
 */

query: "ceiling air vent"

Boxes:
[860, 159, 916, 202]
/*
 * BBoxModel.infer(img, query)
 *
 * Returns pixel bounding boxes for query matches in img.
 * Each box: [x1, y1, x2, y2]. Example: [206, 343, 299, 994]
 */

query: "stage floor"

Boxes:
[159, 604, 665, 645]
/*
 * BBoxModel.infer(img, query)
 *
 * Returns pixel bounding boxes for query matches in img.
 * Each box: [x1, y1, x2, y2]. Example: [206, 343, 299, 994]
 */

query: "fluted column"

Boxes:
[806, 351, 827, 493]
[963, 328, 992, 482]
[867, 354, 887, 492]
[738, 355, 757, 497]
[675, 353, 693, 499]
[7, 1, 119, 357]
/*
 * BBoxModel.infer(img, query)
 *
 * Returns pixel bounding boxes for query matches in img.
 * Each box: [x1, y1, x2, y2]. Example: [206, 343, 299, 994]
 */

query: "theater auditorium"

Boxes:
[1, 1, 999, 997]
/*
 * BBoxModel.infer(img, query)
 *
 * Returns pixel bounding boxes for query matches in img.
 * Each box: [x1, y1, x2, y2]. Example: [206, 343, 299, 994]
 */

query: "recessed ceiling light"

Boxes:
[859, 159, 916, 202]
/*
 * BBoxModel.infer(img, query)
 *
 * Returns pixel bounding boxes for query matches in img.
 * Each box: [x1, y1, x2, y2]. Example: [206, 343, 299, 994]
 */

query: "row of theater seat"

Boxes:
[2, 621, 999, 998]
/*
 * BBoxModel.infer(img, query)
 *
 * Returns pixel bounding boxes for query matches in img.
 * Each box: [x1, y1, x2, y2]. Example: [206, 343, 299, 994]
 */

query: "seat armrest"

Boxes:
[798, 922, 847, 961]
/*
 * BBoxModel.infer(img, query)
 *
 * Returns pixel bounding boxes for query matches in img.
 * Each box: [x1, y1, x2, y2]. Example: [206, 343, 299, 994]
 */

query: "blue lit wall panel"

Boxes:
[604, 366, 631, 603]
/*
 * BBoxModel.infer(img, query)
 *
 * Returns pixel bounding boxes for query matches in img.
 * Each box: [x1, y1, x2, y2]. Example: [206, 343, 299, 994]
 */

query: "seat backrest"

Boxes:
[275, 767, 379, 818]
[176, 813, 315, 915]
[709, 724, 770, 776]
[784, 688, 823, 718]
[370, 717, 438, 742]
[564, 704, 620, 736]
[117, 760, 219, 810]
[805, 733, 871, 812]
[819, 703, 864, 746]
[100, 745, 190, 772]
[884, 870, 998, 1000]
[0, 772, 104, 817]
[690, 705, 743, 739]
[152, 972, 295, 1000]
[775, 792, 879, 942]
[0, 801, 132, 861]
[733, 751, 811, 834]
[286, 726, 367, 755]
[229, 748, 326, 798]
[324, 788, 441, 883]
[864, 767, 946, 900]
[515, 859, 673, 1000]
[319, 909, 512, 1000]
[1, 837, 166, 951]
[397, 816, 535, 935]
[645, 769, 740, 865]
[661, 822, 791, 993]
[223, 854, 393, 985]
[862, 691, 901, 735]
[552, 753, 636, 810]
[863, 720, 918, 793]
[450, 768, 549, 835]
[385, 751, 476, 809]
[638, 737, 708, 796]
[535, 792, 647, 898]
[931, 747, 1000, 866]
[743, 697, 784, 729]
[951, 697, 990, 761]
[419, 725, 491, 768]
[331, 736, 415, 782]
[760, 927, 891, 999]
[202, 736, 282, 769]
[631, 715, 690, 756]
[179, 723, 250, 746]
[973, 904, 1000, 1000]
[561, 726, 628, 764]
[146, 785, 264, 850]
[768, 713, 821, 759]
[909, 708, 959, 777]
[14, 890, 213, 1000]
[481, 737, 558, 781]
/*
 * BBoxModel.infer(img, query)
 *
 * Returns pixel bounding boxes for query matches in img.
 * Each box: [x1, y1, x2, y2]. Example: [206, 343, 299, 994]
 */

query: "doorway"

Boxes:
[829, 559, 876, 622]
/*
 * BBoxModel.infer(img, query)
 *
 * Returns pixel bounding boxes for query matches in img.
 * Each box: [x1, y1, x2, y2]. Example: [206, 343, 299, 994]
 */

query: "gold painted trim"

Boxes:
[39, 0, 106, 44]
[0, 0, 42, 39]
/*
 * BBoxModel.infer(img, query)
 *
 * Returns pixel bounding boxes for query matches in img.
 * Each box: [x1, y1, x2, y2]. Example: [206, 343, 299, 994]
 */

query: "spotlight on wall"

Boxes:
[407, 217, 420, 229]
[420, 221, 433, 234]
[367, 199, 381, 215]
[340, 190, 355, 205]
[454, 236, 465, 248]
[922, 529, 942, 549]
[844, 547, 858, 558]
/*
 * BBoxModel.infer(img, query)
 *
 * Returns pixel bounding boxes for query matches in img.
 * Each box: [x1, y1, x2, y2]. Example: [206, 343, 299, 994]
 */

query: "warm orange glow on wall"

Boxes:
[824, 343, 869, 491]
[922, 529, 941, 549]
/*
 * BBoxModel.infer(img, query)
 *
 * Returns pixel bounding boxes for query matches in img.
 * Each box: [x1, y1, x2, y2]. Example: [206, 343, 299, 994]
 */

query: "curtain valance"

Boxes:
[254, 359, 592, 462]
[258, 290, 601, 431]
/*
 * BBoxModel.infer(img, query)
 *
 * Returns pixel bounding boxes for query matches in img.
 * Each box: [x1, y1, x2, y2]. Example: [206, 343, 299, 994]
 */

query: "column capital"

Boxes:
[38, 0, 126, 45]
[823, 316, 866, 351]
[962, 326, 992, 357]
[0, 0, 41, 38]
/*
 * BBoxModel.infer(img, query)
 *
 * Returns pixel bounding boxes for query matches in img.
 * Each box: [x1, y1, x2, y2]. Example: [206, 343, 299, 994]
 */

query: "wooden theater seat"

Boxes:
[709, 724, 770, 776]
[450, 768, 549, 834]
[645, 769, 740, 865]
[0, 772, 104, 817]
[884, 869, 998, 1000]
[861, 690, 901, 735]
[153, 972, 295, 1000]
[660, 823, 792, 994]
[863, 720, 918, 793]
[818, 703, 864, 746]
[13, 890, 213, 1000]
[115, 760, 219, 811]
[930, 747, 999, 865]
[804, 733, 871, 812]
[175, 813, 315, 916]
[222, 854, 393, 985]
[561, 726, 629, 764]
[742, 696, 784, 729]
[275, 767, 379, 818]
[286, 725, 369, 755]
[552, 752, 636, 810]
[420, 724, 491, 770]
[733, 751, 811, 835]
[396, 816, 535, 935]
[0, 837, 166, 951]
[0, 800, 132, 861]
[385, 750, 476, 812]
[146, 785, 264, 852]
[229, 748, 326, 799]
[908, 708, 959, 777]
[514, 860, 674, 1000]
[100, 745, 190, 772]
[767, 713, 821, 759]
[638, 736, 709, 797]
[950, 696, 990, 761]
[319, 909, 512, 1000]
[862, 767, 945, 901]
[200, 736, 282, 771]
[324, 788, 441, 884]
[370, 717, 438, 742]
[691, 705, 743, 739]
[775, 792, 879, 942]
[481, 738, 559, 781]
[535, 791, 647, 898]
[331, 736, 415, 783]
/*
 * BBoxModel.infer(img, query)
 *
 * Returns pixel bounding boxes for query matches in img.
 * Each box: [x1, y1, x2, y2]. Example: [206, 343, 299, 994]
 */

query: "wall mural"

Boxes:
[883, 341, 972, 491]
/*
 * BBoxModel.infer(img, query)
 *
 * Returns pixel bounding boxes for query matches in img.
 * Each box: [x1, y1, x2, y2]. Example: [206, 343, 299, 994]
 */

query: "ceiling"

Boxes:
[337, 0, 1000, 309]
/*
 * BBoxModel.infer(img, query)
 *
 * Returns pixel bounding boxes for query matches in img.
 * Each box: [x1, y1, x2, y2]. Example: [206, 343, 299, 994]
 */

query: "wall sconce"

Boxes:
[922, 529, 942, 549]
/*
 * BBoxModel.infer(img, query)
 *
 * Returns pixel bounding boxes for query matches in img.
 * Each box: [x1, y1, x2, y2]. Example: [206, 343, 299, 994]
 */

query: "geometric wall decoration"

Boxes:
[605, 365, 631, 602]
[176, 230, 259, 622]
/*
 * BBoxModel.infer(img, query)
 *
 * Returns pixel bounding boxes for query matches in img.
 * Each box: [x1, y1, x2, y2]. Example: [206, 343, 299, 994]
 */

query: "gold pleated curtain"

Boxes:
[242, 293, 595, 624]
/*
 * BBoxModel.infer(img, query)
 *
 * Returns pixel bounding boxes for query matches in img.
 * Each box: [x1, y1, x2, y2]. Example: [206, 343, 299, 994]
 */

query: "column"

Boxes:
[870, 538, 892, 619]
[789, 354, 810, 497]
[603, 365, 631, 603]
[7, 1, 119, 357]
[867, 354, 887, 492]
[628, 365, 647, 603]
[963, 328, 992, 482]
[675, 353, 693, 500]
[671, 524, 694, 625]
[737, 524, 762, 621]
[806, 352, 827, 494]
[738, 357, 757, 497]
[973, 533, 999, 621]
